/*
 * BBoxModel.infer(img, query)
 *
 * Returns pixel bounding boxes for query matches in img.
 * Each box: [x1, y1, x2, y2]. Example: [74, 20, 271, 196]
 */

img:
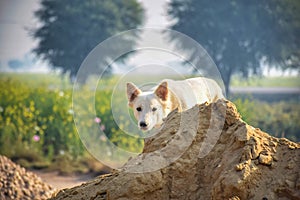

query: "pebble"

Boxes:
[235, 163, 245, 171]
[258, 154, 272, 166]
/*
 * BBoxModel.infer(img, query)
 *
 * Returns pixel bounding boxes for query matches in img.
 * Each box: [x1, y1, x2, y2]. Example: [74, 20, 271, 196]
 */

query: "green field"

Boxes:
[231, 75, 300, 87]
[2, 73, 299, 88]
[0, 73, 299, 173]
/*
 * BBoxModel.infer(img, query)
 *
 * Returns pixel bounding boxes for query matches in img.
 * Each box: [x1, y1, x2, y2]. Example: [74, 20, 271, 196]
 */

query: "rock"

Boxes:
[0, 155, 55, 200]
[258, 153, 273, 166]
[229, 196, 240, 200]
[50, 100, 300, 200]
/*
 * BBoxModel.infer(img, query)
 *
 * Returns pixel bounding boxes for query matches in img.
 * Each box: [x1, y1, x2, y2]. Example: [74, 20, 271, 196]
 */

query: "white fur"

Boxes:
[126, 77, 224, 131]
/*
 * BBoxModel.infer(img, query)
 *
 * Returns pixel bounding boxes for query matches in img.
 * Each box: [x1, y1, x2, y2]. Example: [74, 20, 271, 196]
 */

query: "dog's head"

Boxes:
[126, 82, 170, 131]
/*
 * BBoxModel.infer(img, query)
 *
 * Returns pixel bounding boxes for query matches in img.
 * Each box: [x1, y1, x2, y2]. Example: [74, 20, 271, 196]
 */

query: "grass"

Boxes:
[231, 75, 300, 87]
[2, 72, 299, 88]
[0, 72, 70, 89]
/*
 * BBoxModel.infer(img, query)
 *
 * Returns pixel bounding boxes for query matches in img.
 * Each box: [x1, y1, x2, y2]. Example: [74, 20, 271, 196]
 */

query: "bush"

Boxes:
[0, 74, 143, 172]
[233, 98, 300, 142]
[0, 77, 83, 162]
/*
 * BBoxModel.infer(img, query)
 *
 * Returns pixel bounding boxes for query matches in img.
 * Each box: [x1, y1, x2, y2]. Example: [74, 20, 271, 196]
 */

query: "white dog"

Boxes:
[126, 77, 224, 131]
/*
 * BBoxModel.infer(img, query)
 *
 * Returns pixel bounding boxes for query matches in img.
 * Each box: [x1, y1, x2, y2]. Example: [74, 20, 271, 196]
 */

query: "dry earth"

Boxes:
[50, 100, 300, 200]
[32, 170, 95, 190]
[0, 155, 55, 200]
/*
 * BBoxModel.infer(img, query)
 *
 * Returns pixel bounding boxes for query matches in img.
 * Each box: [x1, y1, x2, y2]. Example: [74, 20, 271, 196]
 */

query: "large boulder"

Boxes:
[51, 100, 300, 200]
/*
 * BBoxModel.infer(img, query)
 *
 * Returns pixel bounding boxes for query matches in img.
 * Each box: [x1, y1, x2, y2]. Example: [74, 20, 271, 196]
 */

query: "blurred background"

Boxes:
[0, 0, 299, 186]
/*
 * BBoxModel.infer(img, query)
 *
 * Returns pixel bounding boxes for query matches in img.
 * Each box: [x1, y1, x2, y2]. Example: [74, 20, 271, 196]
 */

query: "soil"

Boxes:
[0, 155, 55, 200]
[0, 156, 101, 199]
[50, 100, 300, 200]
[31, 170, 96, 190]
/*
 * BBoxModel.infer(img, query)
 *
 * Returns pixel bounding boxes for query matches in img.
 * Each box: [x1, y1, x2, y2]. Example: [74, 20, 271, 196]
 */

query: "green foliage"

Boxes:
[0, 74, 143, 172]
[167, 0, 300, 94]
[32, 0, 144, 82]
[73, 81, 144, 154]
[234, 98, 300, 142]
[0, 77, 82, 161]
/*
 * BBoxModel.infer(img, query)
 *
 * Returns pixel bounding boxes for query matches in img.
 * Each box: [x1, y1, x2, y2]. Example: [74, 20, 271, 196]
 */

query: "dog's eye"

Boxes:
[152, 107, 157, 112]
[136, 107, 142, 112]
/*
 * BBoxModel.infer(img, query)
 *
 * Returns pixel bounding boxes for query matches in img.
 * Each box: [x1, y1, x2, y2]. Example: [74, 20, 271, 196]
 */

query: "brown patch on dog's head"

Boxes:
[155, 81, 168, 101]
[126, 82, 141, 107]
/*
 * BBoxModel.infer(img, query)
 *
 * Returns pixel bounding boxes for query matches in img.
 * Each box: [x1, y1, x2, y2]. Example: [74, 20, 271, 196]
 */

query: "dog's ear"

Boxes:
[155, 81, 168, 101]
[126, 82, 141, 105]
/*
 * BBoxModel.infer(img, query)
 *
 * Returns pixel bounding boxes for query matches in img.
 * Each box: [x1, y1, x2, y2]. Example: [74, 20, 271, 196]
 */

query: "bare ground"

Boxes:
[30, 170, 97, 190]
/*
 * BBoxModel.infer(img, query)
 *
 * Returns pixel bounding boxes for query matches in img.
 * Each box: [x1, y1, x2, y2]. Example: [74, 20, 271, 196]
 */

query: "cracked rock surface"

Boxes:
[50, 100, 300, 200]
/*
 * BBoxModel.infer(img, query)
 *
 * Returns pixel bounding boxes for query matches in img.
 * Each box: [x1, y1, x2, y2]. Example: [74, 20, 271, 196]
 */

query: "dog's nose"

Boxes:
[139, 121, 148, 128]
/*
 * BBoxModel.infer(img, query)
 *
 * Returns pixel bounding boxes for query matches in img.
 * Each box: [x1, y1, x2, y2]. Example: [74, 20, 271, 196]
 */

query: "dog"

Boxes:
[126, 77, 224, 131]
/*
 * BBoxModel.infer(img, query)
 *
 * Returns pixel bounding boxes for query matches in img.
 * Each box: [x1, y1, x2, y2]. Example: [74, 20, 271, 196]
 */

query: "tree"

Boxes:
[276, 0, 300, 74]
[8, 59, 23, 70]
[32, 0, 144, 83]
[167, 0, 300, 95]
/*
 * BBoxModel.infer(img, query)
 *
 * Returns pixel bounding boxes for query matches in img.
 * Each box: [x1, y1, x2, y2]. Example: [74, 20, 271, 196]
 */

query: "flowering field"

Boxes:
[0, 73, 299, 173]
[234, 98, 300, 142]
[0, 73, 143, 172]
[0, 76, 76, 169]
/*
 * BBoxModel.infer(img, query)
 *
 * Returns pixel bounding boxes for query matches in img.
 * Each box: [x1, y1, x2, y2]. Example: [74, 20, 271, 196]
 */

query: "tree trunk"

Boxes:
[219, 67, 232, 98]
[224, 79, 230, 98]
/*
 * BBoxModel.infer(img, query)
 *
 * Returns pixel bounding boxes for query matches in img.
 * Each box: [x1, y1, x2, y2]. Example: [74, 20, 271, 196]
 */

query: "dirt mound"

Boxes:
[51, 100, 300, 200]
[0, 155, 55, 200]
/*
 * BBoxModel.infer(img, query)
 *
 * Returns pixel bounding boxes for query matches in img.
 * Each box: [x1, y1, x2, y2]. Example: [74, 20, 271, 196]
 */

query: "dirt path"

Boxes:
[31, 170, 96, 190]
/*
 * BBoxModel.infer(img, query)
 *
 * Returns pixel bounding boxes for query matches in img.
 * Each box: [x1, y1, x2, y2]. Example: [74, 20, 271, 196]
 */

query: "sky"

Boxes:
[0, 0, 171, 73]
[0, 0, 39, 59]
